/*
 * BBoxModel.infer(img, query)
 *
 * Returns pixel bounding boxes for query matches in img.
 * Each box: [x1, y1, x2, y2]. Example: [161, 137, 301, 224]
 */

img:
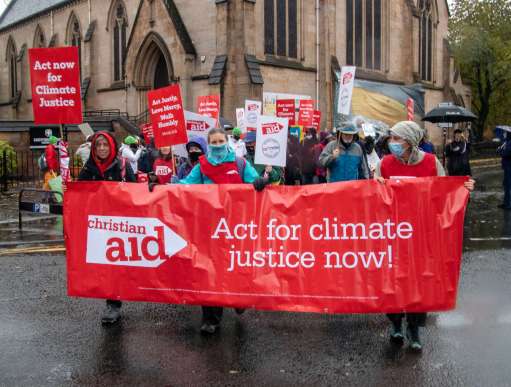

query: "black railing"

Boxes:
[0, 149, 84, 193]
[83, 109, 129, 119]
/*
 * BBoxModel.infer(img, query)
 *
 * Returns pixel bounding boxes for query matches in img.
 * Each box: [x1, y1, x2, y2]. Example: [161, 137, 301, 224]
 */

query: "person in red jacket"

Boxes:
[374, 121, 474, 351]
[43, 135, 60, 191]
[152, 146, 174, 184]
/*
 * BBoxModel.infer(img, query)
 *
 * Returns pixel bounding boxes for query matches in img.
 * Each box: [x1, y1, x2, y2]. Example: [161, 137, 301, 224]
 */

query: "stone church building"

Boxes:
[0, 0, 470, 149]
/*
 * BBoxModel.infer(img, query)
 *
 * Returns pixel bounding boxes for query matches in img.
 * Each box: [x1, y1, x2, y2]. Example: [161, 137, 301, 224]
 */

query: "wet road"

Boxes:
[1, 167, 511, 386]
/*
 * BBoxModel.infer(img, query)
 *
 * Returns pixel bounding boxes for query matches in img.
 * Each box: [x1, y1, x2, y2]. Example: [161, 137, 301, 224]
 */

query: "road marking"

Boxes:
[0, 245, 65, 256]
[469, 237, 511, 241]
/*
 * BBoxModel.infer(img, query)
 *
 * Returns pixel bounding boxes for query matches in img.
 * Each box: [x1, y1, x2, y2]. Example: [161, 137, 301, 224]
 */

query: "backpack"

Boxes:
[38, 153, 48, 171]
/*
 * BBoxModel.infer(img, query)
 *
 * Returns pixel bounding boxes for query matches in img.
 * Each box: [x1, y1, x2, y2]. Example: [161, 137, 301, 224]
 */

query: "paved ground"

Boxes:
[1, 165, 510, 386]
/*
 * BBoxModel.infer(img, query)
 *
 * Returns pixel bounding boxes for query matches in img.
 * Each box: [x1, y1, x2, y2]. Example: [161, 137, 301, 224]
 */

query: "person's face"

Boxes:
[160, 146, 171, 156]
[95, 136, 110, 161]
[188, 145, 202, 153]
[246, 142, 256, 153]
[389, 135, 411, 152]
[209, 133, 227, 146]
[341, 133, 354, 143]
[454, 133, 462, 142]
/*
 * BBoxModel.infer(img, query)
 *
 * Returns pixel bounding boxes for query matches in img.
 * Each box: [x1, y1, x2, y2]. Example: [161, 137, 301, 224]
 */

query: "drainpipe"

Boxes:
[88, 0, 91, 25]
[315, 0, 320, 109]
[51, 11, 54, 36]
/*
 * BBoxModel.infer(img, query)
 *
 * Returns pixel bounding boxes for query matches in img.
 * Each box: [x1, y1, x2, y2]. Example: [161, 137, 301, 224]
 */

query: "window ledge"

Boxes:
[258, 55, 316, 72]
[418, 81, 443, 91]
[0, 100, 13, 107]
[97, 82, 127, 93]
[355, 68, 405, 85]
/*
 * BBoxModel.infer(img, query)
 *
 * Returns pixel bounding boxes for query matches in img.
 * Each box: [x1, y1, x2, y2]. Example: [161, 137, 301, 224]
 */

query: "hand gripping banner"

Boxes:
[65, 177, 469, 313]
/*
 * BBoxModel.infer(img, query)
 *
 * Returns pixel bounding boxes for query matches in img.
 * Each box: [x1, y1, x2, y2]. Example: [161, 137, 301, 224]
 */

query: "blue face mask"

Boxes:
[388, 142, 406, 157]
[208, 143, 229, 162]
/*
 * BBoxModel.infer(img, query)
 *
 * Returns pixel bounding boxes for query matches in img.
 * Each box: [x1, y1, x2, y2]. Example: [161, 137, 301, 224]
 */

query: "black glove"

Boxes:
[148, 173, 158, 192]
[253, 177, 269, 192]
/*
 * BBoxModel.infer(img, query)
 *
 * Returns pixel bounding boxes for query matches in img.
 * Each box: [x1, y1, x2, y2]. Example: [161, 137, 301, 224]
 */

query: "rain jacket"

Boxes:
[319, 141, 369, 182]
[177, 137, 208, 180]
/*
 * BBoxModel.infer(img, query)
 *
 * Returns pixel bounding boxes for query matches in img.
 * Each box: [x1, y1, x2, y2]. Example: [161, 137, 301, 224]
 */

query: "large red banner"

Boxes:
[29, 47, 82, 125]
[147, 84, 187, 148]
[197, 95, 220, 125]
[276, 99, 296, 126]
[65, 177, 469, 313]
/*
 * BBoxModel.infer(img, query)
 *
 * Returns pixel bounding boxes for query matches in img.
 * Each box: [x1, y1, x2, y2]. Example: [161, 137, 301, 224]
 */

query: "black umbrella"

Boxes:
[422, 104, 477, 123]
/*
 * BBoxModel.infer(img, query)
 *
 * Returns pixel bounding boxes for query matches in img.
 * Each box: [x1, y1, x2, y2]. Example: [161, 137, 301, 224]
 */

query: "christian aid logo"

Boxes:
[343, 72, 353, 85]
[187, 120, 210, 132]
[247, 103, 259, 111]
[261, 122, 284, 135]
[86, 216, 187, 268]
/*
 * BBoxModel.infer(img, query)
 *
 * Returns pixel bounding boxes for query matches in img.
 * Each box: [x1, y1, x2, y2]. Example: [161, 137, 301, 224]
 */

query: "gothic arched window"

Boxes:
[418, 0, 435, 82]
[33, 25, 46, 48]
[346, 0, 384, 71]
[112, 2, 128, 81]
[66, 13, 82, 78]
[6, 37, 17, 99]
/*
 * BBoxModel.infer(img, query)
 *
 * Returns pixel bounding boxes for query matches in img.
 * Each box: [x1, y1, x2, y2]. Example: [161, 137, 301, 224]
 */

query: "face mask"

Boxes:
[189, 151, 202, 163]
[388, 142, 405, 157]
[208, 144, 229, 162]
[246, 146, 255, 155]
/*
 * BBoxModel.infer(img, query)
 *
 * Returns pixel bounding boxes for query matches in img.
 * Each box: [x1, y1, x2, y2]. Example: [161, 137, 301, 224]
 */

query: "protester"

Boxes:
[120, 135, 143, 174]
[446, 129, 471, 176]
[318, 124, 369, 182]
[174, 128, 267, 334]
[376, 133, 391, 158]
[374, 120, 475, 351]
[285, 132, 302, 185]
[137, 137, 158, 174]
[497, 130, 511, 210]
[301, 127, 319, 185]
[43, 135, 60, 190]
[176, 136, 208, 180]
[313, 131, 333, 183]
[151, 146, 174, 184]
[75, 135, 92, 166]
[244, 131, 283, 184]
[77, 131, 136, 324]
[362, 136, 381, 177]
[419, 131, 435, 154]
[229, 127, 247, 158]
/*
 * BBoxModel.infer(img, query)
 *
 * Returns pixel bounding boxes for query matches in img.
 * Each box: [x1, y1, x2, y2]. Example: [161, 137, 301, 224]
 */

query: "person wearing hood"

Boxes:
[173, 128, 267, 334]
[43, 135, 61, 190]
[313, 131, 334, 183]
[177, 136, 208, 180]
[301, 127, 319, 185]
[318, 124, 369, 182]
[244, 131, 283, 184]
[77, 131, 136, 324]
[446, 129, 471, 176]
[120, 135, 143, 174]
[228, 127, 247, 158]
[374, 121, 474, 351]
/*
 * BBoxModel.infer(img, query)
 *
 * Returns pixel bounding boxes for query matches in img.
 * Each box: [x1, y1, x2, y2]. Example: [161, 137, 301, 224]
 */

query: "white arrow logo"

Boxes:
[86, 216, 187, 268]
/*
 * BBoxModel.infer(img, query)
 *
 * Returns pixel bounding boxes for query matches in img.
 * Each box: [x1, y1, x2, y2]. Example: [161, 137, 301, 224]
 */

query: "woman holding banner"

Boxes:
[176, 128, 268, 334]
[374, 120, 474, 351]
[78, 131, 136, 325]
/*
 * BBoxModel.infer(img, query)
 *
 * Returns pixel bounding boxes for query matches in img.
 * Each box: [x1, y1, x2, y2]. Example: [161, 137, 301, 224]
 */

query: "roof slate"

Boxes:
[0, 0, 72, 30]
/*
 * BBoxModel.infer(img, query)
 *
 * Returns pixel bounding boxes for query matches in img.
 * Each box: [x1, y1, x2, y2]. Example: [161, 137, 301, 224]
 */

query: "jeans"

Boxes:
[387, 312, 426, 328]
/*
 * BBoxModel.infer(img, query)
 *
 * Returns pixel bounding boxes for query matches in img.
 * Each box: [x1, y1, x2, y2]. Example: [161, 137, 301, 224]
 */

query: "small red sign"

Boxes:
[147, 84, 188, 148]
[197, 95, 220, 125]
[29, 47, 83, 125]
[276, 99, 296, 126]
[298, 99, 315, 127]
[312, 110, 321, 130]
[140, 123, 154, 144]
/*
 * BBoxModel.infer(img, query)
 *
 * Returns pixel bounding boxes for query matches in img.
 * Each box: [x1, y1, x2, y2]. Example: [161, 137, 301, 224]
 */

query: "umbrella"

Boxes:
[422, 104, 477, 124]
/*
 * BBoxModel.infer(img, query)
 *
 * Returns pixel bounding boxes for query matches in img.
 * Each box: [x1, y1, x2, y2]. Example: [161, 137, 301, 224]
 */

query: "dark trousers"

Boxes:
[302, 173, 315, 185]
[387, 312, 426, 328]
[107, 299, 122, 308]
[504, 171, 511, 207]
[202, 306, 223, 325]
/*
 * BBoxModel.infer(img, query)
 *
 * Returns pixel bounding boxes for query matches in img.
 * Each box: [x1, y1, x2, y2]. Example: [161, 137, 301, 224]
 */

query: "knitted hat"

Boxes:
[49, 135, 59, 145]
[124, 135, 137, 145]
[232, 127, 242, 137]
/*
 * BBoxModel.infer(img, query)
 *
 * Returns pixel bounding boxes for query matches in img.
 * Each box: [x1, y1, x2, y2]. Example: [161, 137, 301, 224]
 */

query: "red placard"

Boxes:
[29, 47, 82, 125]
[312, 110, 321, 130]
[197, 95, 220, 125]
[276, 99, 296, 126]
[140, 123, 154, 144]
[147, 84, 187, 148]
[65, 177, 469, 313]
[298, 99, 315, 127]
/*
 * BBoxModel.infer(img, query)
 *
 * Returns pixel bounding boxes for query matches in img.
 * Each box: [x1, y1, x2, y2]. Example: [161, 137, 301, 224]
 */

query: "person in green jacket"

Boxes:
[243, 131, 283, 184]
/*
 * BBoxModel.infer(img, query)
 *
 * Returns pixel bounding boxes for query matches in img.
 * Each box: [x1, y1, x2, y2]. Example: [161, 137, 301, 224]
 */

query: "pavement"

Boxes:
[1, 162, 511, 386]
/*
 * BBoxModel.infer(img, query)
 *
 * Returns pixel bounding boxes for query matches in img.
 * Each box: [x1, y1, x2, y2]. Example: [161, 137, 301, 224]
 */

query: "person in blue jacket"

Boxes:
[176, 136, 208, 180]
[318, 124, 369, 182]
[176, 128, 267, 334]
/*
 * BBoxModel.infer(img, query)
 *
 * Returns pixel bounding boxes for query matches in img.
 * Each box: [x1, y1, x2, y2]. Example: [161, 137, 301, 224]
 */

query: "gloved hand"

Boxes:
[253, 177, 269, 192]
[148, 173, 158, 192]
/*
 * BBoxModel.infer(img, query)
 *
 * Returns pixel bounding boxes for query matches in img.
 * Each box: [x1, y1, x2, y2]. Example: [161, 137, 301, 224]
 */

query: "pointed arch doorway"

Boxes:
[133, 32, 174, 114]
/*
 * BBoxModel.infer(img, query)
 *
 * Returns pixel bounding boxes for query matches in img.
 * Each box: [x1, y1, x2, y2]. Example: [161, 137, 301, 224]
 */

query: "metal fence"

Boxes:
[0, 149, 83, 193]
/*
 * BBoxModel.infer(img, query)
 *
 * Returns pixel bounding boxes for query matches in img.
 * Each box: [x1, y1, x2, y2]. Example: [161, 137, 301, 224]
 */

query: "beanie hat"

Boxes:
[49, 136, 59, 145]
[124, 135, 137, 145]
[232, 127, 242, 137]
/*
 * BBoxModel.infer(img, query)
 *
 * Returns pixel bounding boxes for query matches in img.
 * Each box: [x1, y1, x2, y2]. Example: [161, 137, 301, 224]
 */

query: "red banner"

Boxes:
[197, 95, 220, 125]
[276, 99, 296, 126]
[298, 99, 315, 127]
[29, 47, 82, 125]
[147, 84, 187, 148]
[312, 110, 321, 130]
[65, 177, 469, 313]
